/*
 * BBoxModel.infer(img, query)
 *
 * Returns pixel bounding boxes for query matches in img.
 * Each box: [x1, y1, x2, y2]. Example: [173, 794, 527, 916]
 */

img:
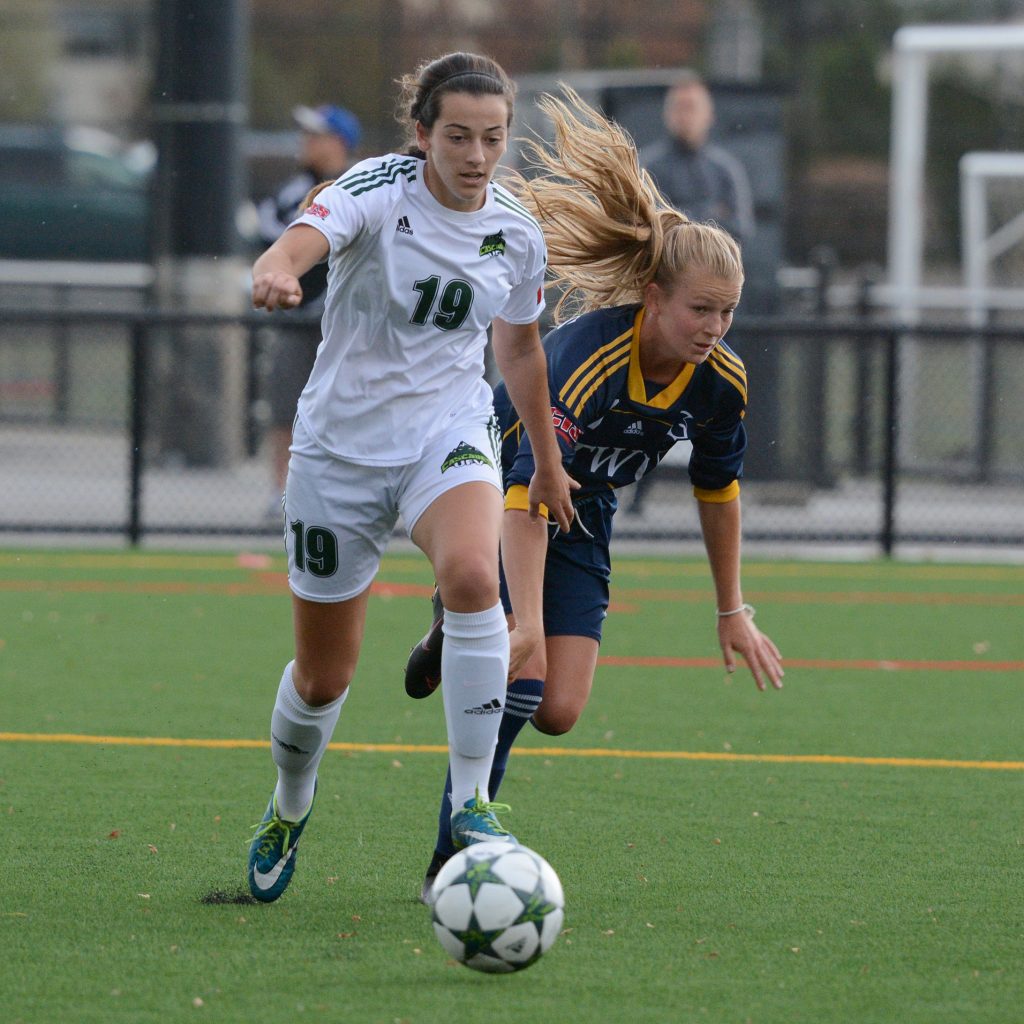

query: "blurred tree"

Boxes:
[0, 1, 62, 120]
[250, 0, 406, 151]
[248, 0, 704, 149]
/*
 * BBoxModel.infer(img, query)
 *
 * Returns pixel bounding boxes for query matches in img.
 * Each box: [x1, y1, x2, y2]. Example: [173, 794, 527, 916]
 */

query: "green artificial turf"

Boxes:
[2, 550, 1022, 1023]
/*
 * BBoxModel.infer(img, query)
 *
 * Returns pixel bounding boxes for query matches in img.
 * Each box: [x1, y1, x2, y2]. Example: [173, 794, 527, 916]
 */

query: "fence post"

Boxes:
[54, 287, 71, 425]
[977, 332, 997, 482]
[880, 329, 900, 556]
[127, 320, 147, 546]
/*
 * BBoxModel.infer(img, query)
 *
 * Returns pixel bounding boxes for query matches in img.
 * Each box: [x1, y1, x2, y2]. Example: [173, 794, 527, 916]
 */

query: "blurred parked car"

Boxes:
[0, 124, 154, 262]
[0, 124, 287, 264]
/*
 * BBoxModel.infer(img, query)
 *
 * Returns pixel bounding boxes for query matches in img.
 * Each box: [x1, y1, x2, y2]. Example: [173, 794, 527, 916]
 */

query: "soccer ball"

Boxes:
[429, 841, 565, 973]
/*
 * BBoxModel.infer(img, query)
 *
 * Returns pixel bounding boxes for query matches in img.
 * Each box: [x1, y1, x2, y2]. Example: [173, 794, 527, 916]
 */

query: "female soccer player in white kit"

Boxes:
[246, 52, 576, 903]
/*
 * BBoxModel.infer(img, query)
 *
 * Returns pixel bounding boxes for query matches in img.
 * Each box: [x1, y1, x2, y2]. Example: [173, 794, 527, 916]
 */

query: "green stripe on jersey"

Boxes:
[340, 158, 418, 196]
[492, 187, 542, 231]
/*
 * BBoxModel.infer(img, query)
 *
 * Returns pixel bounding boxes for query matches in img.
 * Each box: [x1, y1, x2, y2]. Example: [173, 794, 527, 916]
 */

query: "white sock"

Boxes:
[440, 602, 509, 810]
[269, 661, 346, 821]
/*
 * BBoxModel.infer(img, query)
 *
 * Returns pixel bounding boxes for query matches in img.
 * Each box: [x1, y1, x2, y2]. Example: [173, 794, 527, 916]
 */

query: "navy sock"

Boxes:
[489, 677, 544, 798]
[433, 677, 545, 858]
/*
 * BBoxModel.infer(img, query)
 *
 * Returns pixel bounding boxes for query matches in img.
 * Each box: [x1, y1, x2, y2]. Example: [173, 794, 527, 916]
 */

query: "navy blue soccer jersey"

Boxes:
[495, 303, 748, 505]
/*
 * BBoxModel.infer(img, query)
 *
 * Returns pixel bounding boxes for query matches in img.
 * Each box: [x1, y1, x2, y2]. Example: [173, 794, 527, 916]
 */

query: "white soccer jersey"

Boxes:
[289, 154, 547, 466]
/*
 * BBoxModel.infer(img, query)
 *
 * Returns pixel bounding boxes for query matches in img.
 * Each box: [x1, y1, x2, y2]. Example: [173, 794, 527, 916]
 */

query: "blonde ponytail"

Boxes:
[299, 180, 335, 212]
[512, 88, 743, 321]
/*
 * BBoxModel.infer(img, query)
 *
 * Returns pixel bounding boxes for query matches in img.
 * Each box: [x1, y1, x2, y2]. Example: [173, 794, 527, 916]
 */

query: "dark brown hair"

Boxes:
[397, 52, 515, 157]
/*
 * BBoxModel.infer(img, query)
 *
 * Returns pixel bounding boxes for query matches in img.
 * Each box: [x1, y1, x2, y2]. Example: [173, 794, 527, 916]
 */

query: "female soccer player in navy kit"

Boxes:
[245, 53, 576, 903]
[407, 89, 784, 900]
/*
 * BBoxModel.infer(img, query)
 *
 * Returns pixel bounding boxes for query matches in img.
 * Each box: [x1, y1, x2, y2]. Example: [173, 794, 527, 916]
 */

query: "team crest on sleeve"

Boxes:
[307, 202, 329, 219]
[479, 230, 507, 258]
[441, 441, 494, 472]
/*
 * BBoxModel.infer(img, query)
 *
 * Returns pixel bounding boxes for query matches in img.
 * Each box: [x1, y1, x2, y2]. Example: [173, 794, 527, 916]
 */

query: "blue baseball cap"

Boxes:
[293, 104, 362, 150]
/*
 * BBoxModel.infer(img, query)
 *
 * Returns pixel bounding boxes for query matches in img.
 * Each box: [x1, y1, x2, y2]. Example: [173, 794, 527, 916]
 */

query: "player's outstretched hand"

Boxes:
[528, 463, 579, 533]
[252, 271, 303, 312]
[717, 609, 784, 692]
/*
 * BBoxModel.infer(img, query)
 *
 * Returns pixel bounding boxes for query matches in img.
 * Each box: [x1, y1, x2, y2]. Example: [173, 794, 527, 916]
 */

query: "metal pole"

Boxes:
[887, 40, 928, 325]
[150, 0, 250, 468]
[880, 329, 900, 556]
[151, 0, 248, 259]
[127, 321, 147, 546]
[853, 268, 876, 476]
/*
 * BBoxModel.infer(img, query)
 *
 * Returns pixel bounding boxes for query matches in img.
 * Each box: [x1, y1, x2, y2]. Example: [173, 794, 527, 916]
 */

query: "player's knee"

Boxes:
[292, 659, 353, 705]
[435, 553, 499, 611]
[531, 699, 581, 736]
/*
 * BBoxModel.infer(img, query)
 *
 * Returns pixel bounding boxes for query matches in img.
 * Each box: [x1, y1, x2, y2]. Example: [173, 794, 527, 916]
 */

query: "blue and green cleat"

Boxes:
[247, 788, 315, 903]
[450, 789, 517, 850]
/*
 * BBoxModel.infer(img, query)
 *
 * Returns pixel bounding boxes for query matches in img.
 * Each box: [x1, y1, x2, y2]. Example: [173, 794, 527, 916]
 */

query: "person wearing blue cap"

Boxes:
[257, 103, 362, 517]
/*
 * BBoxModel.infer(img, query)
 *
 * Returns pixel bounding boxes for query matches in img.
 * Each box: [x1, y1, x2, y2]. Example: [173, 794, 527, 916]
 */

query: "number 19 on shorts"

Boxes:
[290, 520, 339, 577]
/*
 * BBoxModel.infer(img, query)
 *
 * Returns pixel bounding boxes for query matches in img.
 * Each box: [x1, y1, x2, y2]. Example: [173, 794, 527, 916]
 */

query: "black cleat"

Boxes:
[404, 586, 444, 699]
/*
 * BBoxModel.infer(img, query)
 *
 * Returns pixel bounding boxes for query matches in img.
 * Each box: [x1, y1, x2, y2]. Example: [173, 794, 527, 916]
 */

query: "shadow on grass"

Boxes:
[200, 888, 259, 905]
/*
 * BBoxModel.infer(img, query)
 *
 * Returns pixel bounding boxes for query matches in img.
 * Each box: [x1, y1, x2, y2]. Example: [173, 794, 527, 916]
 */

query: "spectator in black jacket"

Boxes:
[641, 72, 754, 245]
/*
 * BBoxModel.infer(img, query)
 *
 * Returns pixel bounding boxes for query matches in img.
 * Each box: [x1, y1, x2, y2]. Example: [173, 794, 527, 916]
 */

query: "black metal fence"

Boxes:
[1, 307, 1022, 552]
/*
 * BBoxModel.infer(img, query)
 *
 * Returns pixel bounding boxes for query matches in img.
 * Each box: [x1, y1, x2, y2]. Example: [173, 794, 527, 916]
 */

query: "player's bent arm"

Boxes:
[252, 224, 330, 312]
[491, 318, 577, 530]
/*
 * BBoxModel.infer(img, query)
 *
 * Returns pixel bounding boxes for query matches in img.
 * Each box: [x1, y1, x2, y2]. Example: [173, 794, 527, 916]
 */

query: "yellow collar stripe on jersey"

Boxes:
[628, 308, 696, 409]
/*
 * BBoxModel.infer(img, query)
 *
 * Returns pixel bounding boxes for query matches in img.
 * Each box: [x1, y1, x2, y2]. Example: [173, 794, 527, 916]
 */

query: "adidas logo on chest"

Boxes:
[624, 419, 645, 436]
[396, 215, 413, 235]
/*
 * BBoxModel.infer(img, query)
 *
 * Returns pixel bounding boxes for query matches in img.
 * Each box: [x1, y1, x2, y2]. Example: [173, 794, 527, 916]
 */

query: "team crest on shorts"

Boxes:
[479, 230, 506, 258]
[441, 441, 494, 472]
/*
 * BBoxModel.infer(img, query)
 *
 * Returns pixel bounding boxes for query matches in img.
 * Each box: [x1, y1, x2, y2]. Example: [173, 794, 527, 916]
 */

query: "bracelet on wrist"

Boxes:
[717, 603, 755, 619]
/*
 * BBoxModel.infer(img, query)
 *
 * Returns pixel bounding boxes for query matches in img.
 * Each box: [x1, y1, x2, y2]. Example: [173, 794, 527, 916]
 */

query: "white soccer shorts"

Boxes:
[283, 414, 502, 602]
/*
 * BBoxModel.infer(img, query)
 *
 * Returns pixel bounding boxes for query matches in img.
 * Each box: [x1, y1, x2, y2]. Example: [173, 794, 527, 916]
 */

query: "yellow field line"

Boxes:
[2, 732, 1021, 772]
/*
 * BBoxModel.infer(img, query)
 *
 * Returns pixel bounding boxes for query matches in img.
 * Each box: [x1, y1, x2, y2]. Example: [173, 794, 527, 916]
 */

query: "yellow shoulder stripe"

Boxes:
[712, 345, 745, 375]
[569, 352, 631, 417]
[559, 328, 633, 412]
[707, 351, 747, 403]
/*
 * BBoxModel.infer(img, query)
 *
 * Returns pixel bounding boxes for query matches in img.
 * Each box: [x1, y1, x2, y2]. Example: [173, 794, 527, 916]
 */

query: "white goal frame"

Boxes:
[887, 23, 1024, 322]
